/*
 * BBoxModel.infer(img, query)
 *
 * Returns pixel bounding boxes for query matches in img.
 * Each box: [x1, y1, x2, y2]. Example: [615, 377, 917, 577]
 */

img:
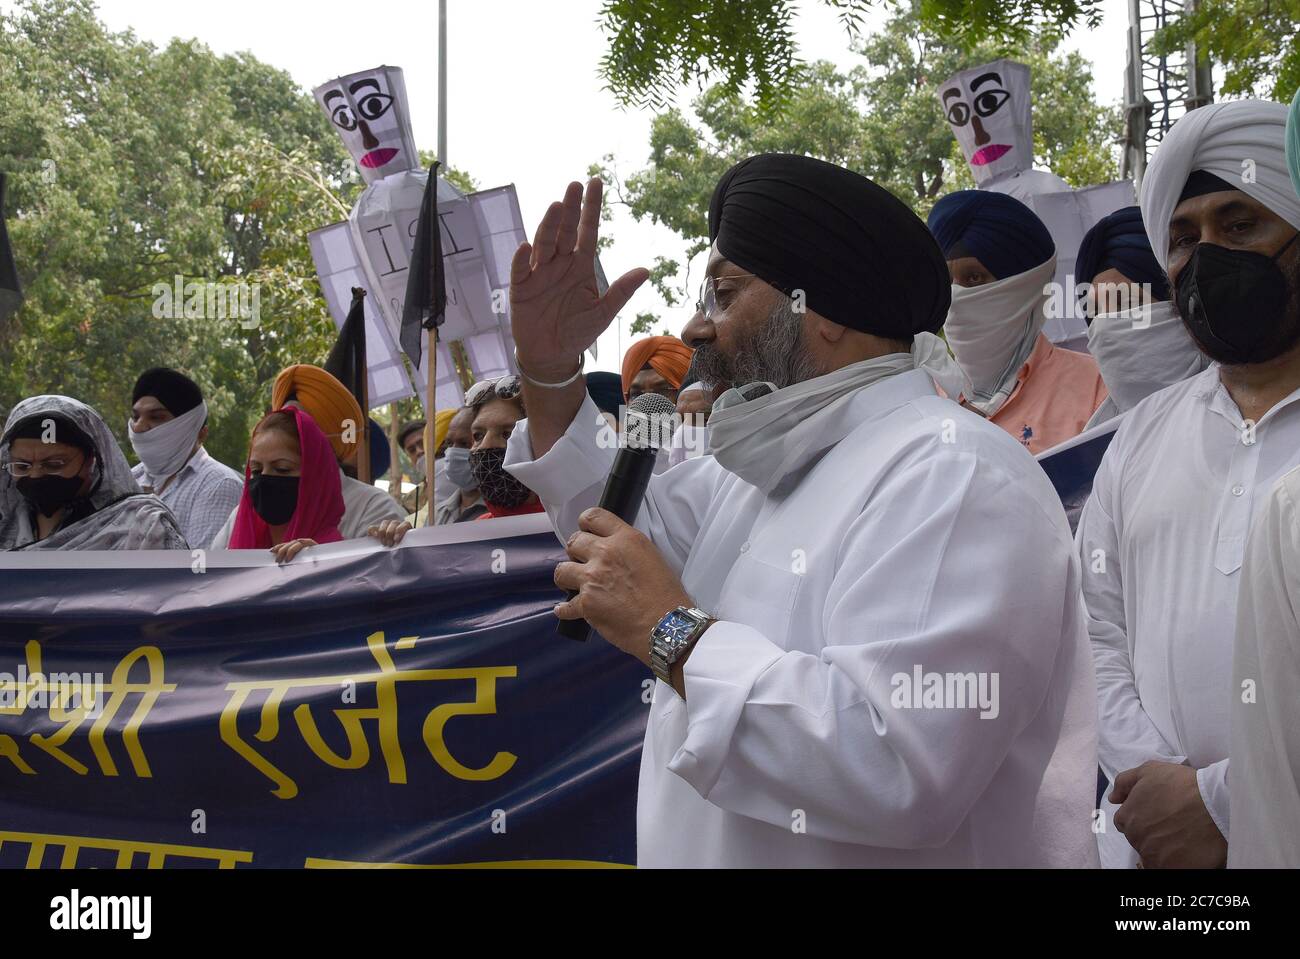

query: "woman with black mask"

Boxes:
[0, 395, 187, 550]
[222, 407, 345, 563]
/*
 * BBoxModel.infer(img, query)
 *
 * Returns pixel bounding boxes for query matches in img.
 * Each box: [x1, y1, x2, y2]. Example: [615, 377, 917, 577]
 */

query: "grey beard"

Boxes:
[690, 297, 823, 391]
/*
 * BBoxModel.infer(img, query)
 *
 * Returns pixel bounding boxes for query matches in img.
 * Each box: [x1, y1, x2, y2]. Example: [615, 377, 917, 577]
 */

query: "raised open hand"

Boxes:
[509, 178, 649, 380]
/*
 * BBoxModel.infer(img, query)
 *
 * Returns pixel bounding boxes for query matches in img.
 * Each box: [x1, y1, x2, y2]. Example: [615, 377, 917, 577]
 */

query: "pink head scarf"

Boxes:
[229, 406, 345, 549]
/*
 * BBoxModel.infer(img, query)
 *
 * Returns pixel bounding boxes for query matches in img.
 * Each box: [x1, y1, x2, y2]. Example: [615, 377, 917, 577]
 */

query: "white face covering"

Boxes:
[667, 424, 710, 469]
[127, 400, 206, 481]
[943, 255, 1057, 416]
[1087, 301, 1209, 412]
[707, 333, 966, 493]
[443, 445, 477, 491]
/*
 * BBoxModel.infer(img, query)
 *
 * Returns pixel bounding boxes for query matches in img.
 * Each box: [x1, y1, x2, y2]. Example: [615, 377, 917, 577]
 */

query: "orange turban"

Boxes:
[271, 364, 364, 463]
[620, 336, 693, 399]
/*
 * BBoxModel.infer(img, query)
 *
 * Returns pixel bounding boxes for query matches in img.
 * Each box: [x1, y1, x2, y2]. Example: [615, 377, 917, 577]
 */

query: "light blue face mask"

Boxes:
[443, 445, 476, 491]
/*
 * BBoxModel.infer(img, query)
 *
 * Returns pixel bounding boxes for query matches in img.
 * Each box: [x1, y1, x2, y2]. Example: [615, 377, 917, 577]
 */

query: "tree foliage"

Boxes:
[0, 0, 473, 470]
[1149, 0, 1300, 103]
[598, 0, 1104, 112]
[595, 1, 1120, 314]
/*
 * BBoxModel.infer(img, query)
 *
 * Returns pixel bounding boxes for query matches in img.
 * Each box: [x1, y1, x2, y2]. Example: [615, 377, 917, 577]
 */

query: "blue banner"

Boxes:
[1036, 419, 1119, 533]
[0, 515, 647, 868]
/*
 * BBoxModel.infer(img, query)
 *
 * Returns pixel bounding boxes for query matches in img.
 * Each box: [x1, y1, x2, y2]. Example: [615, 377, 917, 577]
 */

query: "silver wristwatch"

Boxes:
[649, 606, 714, 685]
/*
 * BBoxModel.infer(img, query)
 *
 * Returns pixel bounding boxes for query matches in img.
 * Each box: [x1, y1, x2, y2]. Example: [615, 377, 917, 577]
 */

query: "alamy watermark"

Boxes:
[890, 665, 1000, 719]
[1044, 277, 1155, 327]
[0, 663, 105, 716]
[152, 274, 260, 329]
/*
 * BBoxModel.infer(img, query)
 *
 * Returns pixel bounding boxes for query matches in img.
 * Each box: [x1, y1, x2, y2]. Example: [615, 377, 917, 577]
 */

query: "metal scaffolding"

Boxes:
[1121, 0, 1214, 187]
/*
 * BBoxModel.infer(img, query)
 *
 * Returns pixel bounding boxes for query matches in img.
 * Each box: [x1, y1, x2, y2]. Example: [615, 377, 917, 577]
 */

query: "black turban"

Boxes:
[132, 367, 203, 417]
[707, 154, 951, 338]
[1074, 205, 1170, 306]
[585, 371, 624, 418]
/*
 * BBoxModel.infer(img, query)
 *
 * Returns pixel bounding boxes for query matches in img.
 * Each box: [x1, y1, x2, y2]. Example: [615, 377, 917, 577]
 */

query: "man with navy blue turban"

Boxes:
[928, 189, 1107, 453]
[1075, 206, 1206, 426]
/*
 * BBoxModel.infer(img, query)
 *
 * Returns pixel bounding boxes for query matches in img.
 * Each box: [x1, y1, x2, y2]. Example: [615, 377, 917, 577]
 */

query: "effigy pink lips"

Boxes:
[360, 147, 399, 169]
[970, 144, 1011, 166]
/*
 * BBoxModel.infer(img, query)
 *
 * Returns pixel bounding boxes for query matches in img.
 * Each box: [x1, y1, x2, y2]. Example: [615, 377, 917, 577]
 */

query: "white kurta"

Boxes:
[1229, 465, 1300, 867]
[506, 369, 1098, 867]
[1076, 365, 1300, 867]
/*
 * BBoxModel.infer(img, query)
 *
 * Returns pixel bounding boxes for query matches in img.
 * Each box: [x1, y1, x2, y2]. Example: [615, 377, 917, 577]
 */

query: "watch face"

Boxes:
[663, 612, 697, 644]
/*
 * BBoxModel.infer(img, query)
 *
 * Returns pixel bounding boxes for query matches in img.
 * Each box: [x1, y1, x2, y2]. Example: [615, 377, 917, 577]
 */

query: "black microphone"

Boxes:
[557, 392, 678, 642]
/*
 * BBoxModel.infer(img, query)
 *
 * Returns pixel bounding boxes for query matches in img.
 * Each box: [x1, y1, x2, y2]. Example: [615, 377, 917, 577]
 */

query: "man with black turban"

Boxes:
[500, 157, 1097, 868]
[128, 367, 243, 550]
[1074, 206, 1207, 426]
[928, 189, 1107, 453]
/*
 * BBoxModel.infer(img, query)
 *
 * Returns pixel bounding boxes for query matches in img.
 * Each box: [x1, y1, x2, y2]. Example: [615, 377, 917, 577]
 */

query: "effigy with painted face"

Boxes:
[938, 58, 1135, 344]
[308, 65, 524, 411]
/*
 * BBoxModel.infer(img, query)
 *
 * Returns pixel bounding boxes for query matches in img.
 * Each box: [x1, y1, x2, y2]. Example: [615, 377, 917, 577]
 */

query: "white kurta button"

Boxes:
[739, 541, 750, 553]
[1232, 485, 1245, 497]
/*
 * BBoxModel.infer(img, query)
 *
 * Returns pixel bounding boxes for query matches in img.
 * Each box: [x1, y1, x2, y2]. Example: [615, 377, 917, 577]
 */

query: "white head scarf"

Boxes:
[128, 400, 207, 481]
[1086, 301, 1210, 414]
[943, 254, 1056, 415]
[1, 395, 187, 550]
[1140, 99, 1300, 272]
[707, 333, 967, 493]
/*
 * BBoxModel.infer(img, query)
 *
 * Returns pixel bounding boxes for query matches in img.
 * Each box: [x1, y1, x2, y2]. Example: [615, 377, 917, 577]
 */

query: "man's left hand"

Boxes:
[1110, 761, 1227, 868]
[553, 507, 693, 667]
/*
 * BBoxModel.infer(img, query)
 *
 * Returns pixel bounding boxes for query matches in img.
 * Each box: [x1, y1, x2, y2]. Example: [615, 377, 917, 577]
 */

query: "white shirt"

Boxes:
[1229, 465, 1300, 867]
[131, 447, 242, 550]
[209, 468, 406, 548]
[1076, 364, 1300, 867]
[506, 370, 1098, 868]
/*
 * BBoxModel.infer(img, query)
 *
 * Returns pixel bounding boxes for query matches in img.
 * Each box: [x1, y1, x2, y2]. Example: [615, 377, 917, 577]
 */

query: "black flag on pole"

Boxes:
[325, 286, 369, 410]
[324, 286, 378, 480]
[400, 161, 446, 367]
[0, 173, 23, 324]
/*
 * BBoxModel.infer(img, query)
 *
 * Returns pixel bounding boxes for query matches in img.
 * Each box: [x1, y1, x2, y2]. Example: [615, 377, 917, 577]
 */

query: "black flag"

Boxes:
[325, 286, 368, 409]
[325, 287, 376, 480]
[400, 161, 446, 367]
[0, 173, 22, 324]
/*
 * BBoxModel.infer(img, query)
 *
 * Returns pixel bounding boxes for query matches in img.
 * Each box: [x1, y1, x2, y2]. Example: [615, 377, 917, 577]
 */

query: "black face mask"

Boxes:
[469, 448, 533, 509]
[16, 473, 86, 517]
[248, 473, 299, 525]
[1175, 232, 1300, 365]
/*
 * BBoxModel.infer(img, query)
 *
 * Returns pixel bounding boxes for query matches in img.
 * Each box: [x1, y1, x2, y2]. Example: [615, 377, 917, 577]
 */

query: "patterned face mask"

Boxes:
[469, 447, 532, 509]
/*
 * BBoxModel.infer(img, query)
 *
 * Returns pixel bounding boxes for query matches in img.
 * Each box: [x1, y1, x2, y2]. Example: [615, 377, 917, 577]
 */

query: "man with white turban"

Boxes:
[1228, 88, 1300, 868]
[1077, 99, 1300, 868]
[501, 154, 1098, 868]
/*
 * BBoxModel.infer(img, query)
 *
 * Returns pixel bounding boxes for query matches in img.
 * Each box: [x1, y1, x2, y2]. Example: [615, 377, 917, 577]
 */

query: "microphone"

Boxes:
[557, 392, 678, 642]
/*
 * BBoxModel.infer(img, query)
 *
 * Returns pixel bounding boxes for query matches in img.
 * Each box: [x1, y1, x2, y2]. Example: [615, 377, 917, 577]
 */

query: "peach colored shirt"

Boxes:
[986, 334, 1108, 455]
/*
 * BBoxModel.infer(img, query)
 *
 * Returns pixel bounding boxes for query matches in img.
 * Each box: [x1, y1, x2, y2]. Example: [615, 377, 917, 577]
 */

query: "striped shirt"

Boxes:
[132, 447, 243, 551]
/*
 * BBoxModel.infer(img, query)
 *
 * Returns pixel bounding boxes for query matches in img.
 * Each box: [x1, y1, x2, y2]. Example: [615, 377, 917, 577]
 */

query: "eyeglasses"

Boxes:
[695, 273, 757, 320]
[464, 374, 523, 408]
[3, 453, 85, 478]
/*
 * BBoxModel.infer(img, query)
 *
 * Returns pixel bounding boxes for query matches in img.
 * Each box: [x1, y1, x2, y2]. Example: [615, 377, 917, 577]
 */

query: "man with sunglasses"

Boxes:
[500, 154, 1097, 868]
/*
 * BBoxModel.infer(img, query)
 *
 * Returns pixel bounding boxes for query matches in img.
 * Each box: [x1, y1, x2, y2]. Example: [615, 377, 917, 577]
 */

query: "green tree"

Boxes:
[595, 2, 1120, 316]
[0, 0, 474, 471]
[598, 0, 1105, 112]
[1149, 0, 1300, 103]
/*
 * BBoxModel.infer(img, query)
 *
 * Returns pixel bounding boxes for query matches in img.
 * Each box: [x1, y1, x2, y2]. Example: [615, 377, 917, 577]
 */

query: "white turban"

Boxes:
[1140, 99, 1300, 272]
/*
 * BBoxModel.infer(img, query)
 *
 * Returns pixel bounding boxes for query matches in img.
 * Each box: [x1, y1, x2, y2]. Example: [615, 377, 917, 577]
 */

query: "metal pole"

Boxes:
[438, 0, 448, 166]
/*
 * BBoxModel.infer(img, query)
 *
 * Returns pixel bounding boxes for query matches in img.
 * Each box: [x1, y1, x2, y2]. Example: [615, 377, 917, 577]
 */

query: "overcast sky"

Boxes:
[75, 0, 1133, 371]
